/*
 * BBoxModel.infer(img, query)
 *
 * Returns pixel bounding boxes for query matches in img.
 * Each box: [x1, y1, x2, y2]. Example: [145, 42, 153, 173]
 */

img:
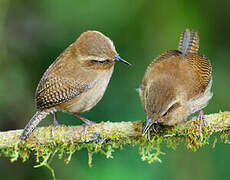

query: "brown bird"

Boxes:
[20, 31, 131, 140]
[139, 29, 212, 138]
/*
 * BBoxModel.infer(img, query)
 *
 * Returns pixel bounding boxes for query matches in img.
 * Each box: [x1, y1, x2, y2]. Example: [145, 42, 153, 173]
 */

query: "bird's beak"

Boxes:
[142, 119, 154, 136]
[115, 56, 132, 66]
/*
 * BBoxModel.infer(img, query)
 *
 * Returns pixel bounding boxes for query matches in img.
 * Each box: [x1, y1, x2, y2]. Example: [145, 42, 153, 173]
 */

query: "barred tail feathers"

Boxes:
[19, 109, 51, 140]
[178, 29, 200, 54]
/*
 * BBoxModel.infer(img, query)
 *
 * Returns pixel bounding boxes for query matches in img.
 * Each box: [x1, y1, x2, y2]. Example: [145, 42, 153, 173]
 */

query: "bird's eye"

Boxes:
[103, 59, 111, 63]
[91, 59, 111, 64]
[162, 102, 180, 117]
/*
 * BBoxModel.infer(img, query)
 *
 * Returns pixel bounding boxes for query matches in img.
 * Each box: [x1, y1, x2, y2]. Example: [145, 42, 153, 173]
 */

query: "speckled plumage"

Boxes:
[20, 31, 130, 140]
[140, 29, 212, 132]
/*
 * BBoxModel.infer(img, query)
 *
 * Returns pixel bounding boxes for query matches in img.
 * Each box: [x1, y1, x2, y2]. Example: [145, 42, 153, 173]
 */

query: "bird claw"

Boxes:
[197, 110, 207, 131]
[81, 124, 89, 141]
[152, 124, 157, 133]
[52, 112, 59, 137]
[74, 114, 96, 141]
[84, 133, 110, 144]
[164, 134, 173, 137]
[143, 119, 158, 141]
[143, 120, 173, 140]
[81, 121, 96, 141]
[51, 126, 56, 137]
[147, 129, 151, 141]
[142, 119, 153, 136]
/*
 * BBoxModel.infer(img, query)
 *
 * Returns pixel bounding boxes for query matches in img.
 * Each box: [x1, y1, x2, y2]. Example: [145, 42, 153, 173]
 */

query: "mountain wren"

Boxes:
[139, 29, 212, 137]
[20, 31, 131, 140]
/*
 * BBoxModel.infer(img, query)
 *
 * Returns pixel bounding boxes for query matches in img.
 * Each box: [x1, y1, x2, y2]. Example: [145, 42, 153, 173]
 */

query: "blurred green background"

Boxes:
[0, 0, 230, 179]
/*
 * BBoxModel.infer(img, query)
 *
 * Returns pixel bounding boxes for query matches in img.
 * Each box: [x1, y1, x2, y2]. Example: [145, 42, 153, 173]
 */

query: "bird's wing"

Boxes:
[35, 45, 97, 109]
[36, 74, 96, 109]
[185, 53, 212, 95]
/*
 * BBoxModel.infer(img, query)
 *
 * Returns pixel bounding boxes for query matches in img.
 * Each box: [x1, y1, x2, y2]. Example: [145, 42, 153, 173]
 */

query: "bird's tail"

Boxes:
[178, 29, 200, 54]
[19, 109, 51, 140]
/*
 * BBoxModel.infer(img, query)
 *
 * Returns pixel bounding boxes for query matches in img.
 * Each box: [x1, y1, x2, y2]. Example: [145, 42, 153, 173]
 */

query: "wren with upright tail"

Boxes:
[139, 29, 212, 137]
[20, 31, 131, 140]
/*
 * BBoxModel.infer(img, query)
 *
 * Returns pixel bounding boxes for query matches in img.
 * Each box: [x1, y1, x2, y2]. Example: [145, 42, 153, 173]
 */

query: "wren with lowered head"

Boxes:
[139, 29, 212, 138]
[20, 31, 131, 140]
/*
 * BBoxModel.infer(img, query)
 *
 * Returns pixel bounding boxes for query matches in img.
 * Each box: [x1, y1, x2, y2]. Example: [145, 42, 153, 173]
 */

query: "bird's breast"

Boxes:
[58, 67, 114, 113]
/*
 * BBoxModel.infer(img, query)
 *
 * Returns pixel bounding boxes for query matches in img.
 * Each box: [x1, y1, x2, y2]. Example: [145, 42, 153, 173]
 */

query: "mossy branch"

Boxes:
[0, 111, 230, 168]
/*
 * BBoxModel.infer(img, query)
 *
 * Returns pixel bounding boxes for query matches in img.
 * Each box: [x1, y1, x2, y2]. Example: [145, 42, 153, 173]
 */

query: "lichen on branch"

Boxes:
[0, 111, 230, 168]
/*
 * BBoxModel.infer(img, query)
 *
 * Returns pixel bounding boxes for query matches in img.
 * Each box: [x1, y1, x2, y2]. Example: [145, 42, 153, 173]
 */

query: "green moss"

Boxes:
[0, 118, 230, 180]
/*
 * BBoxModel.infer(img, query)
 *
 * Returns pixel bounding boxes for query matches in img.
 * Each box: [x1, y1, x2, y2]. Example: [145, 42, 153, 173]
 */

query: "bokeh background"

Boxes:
[0, 0, 230, 179]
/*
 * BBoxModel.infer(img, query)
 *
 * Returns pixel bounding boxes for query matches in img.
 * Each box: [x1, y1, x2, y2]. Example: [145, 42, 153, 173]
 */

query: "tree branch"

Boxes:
[0, 111, 230, 165]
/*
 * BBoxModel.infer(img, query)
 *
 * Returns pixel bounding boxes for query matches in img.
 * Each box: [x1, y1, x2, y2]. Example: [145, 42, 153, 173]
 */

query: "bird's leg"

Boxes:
[147, 129, 151, 141]
[142, 119, 152, 138]
[197, 109, 207, 130]
[75, 115, 109, 143]
[84, 133, 110, 144]
[152, 123, 158, 133]
[198, 109, 204, 120]
[143, 119, 159, 141]
[152, 122, 173, 138]
[74, 113, 96, 141]
[52, 112, 59, 137]
[144, 120, 173, 139]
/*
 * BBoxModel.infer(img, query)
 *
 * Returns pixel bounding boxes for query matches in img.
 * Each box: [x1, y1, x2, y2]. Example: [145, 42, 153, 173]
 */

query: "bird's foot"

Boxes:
[85, 133, 111, 144]
[81, 121, 96, 141]
[146, 125, 173, 140]
[74, 114, 96, 141]
[52, 112, 59, 137]
[164, 134, 173, 137]
[197, 110, 207, 131]
[142, 119, 158, 141]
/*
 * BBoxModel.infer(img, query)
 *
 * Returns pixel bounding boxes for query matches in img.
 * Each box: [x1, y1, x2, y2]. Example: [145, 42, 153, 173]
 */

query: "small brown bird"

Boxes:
[20, 31, 131, 140]
[139, 29, 212, 138]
